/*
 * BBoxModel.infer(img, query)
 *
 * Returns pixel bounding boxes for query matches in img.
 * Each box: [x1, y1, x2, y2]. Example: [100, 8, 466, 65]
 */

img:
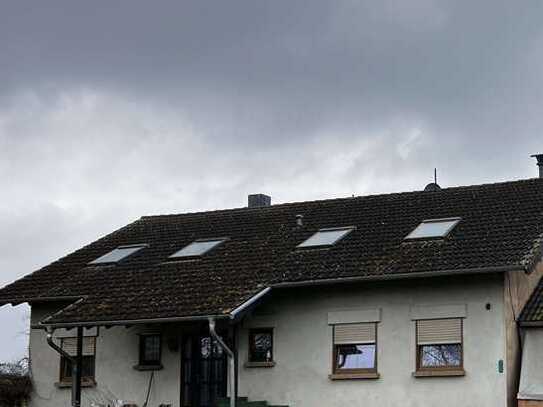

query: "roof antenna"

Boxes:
[424, 168, 441, 192]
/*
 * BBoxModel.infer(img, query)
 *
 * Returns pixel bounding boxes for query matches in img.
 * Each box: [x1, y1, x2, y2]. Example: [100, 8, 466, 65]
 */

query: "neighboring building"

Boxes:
[2, 167, 543, 407]
[518, 278, 543, 407]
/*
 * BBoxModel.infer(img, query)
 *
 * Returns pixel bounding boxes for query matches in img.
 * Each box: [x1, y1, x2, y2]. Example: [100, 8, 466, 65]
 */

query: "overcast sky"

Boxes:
[1, 0, 543, 361]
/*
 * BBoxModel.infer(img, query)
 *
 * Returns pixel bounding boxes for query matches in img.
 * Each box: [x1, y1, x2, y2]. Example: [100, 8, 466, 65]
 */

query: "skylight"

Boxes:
[169, 239, 226, 258]
[405, 218, 461, 240]
[297, 227, 354, 248]
[90, 244, 147, 264]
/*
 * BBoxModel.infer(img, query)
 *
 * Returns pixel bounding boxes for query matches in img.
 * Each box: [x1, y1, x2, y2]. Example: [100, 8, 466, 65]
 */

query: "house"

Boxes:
[518, 277, 543, 407]
[2, 160, 543, 407]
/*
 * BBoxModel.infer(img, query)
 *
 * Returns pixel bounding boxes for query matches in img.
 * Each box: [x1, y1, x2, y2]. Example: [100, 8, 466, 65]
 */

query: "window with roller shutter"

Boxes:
[332, 323, 378, 376]
[59, 337, 96, 383]
[415, 318, 463, 373]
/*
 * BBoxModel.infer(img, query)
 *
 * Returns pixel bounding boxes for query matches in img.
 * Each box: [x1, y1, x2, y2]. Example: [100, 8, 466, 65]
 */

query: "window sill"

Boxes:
[244, 361, 276, 368]
[133, 364, 163, 371]
[412, 369, 465, 378]
[329, 372, 380, 380]
[55, 379, 96, 388]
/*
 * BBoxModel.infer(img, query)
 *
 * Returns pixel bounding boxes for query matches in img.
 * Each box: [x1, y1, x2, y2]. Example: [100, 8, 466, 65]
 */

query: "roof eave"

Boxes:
[0, 295, 85, 307]
[519, 321, 543, 327]
[33, 264, 525, 328]
[271, 265, 524, 289]
[36, 313, 231, 329]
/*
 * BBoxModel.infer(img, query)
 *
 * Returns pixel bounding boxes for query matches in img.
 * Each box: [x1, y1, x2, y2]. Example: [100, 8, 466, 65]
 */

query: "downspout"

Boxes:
[46, 327, 83, 407]
[208, 318, 236, 407]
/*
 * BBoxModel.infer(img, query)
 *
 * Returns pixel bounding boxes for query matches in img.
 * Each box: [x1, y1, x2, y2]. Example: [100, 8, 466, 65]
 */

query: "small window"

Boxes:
[405, 218, 461, 240]
[169, 239, 226, 258]
[90, 244, 147, 264]
[139, 334, 162, 366]
[332, 323, 377, 374]
[416, 318, 463, 372]
[59, 337, 96, 384]
[297, 227, 354, 248]
[249, 328, 274, 363]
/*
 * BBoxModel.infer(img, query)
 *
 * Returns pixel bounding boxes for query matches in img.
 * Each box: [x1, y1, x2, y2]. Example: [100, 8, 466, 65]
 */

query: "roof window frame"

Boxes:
[168, 237, 229, 259]
[297, 226, 356, 249]
[404, 217, 461, 241]
[89, 244, 148, 265]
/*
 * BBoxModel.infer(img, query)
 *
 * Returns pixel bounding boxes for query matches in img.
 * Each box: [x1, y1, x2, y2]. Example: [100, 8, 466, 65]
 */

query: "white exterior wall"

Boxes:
[29, 304, 181, 407]
[518, 328, 543, 401]
[27, 274, 509, 407]
[239, 274, 507, 407]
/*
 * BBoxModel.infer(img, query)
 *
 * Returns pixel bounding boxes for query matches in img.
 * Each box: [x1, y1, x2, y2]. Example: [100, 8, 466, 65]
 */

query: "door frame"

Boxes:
[180, 329, 230, 407]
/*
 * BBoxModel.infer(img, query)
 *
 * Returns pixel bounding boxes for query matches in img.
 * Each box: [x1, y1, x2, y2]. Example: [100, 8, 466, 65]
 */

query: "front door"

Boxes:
[182, 335, 228, 407]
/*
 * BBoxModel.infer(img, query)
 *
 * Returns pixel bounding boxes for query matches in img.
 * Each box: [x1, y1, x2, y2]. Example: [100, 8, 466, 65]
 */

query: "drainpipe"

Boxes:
[46, 327, 83, 407]
[208, 318, 236, 407]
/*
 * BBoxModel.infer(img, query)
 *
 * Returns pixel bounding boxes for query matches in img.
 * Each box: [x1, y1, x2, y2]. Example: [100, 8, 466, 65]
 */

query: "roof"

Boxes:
[520, 277, 543, 324]
[2, 178, 543, 326]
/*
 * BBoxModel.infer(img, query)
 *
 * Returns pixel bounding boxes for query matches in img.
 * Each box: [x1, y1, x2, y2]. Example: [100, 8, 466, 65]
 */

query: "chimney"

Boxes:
[248, 194, 271, 208]
[531, 154, 543, 178]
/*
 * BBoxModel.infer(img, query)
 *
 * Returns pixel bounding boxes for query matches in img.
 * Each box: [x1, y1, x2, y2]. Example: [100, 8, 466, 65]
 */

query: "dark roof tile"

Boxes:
[2, 178, 543, 325]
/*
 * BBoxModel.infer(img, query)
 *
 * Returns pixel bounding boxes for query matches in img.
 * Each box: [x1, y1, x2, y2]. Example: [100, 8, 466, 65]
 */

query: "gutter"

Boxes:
[46, 327, 84, 407]
[37, 313, 230, 329]
[518, 321, 543, 327]
[271, 265, 524, 289]
[230, 287, 272, 319]
[45, 327, 74, 362]
[209, 318, 236, 407]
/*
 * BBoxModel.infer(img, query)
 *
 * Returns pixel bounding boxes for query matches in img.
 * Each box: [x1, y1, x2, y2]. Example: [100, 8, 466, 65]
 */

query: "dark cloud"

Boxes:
[1, 0, 543, 360]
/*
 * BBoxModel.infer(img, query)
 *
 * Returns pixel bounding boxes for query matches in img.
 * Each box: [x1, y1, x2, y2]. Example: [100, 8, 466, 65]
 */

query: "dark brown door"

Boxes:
[182, 335, 227, 407]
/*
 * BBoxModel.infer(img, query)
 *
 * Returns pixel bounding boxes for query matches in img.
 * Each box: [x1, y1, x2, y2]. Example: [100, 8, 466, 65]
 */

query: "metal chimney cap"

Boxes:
[531, 154, 543, 165]
[531, 154, 543, 178]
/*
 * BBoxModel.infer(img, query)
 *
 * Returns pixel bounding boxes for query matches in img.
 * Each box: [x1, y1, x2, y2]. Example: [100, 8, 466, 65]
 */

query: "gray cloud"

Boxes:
[1, 0, 543, 360]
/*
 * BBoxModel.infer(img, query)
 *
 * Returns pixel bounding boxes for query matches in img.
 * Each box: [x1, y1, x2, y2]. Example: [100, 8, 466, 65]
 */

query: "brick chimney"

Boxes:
[248, 194, 271, 208]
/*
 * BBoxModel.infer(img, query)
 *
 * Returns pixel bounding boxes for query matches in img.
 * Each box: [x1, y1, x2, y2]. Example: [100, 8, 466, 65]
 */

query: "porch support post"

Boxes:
[73, 326, 83, 407]
[208, 318, 236, 407]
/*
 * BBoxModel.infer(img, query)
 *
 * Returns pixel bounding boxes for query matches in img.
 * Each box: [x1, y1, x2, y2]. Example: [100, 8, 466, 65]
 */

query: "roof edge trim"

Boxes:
[0, 296, 84, 307]
[271, 265, 524, 289]
[230, 287, 272, 319]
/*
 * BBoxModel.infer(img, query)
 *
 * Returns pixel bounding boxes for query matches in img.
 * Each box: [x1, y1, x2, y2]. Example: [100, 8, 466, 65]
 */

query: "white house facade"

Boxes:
[3, 173, 543, 407]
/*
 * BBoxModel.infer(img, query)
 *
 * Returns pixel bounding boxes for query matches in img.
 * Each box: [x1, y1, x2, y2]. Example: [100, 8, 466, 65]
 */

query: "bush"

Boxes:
[0, 359, 32, 404]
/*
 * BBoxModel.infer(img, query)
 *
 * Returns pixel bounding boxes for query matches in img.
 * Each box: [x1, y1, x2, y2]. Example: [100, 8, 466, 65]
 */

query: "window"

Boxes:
[90, 244, 147, 264]
[249, 329, 273, 363]
[415, 318, 463, 373]
[297, 227, 354, 248]
[59, 337, 96, 384]
[405, 218, 461, 240]
[332, 323, 377, 377]
[139, 334, 162, 366]
[169, 239, 226, 258]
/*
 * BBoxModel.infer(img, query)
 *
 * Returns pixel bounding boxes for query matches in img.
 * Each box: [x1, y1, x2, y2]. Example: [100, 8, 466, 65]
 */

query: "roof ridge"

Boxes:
[141, 177, 543, 219]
